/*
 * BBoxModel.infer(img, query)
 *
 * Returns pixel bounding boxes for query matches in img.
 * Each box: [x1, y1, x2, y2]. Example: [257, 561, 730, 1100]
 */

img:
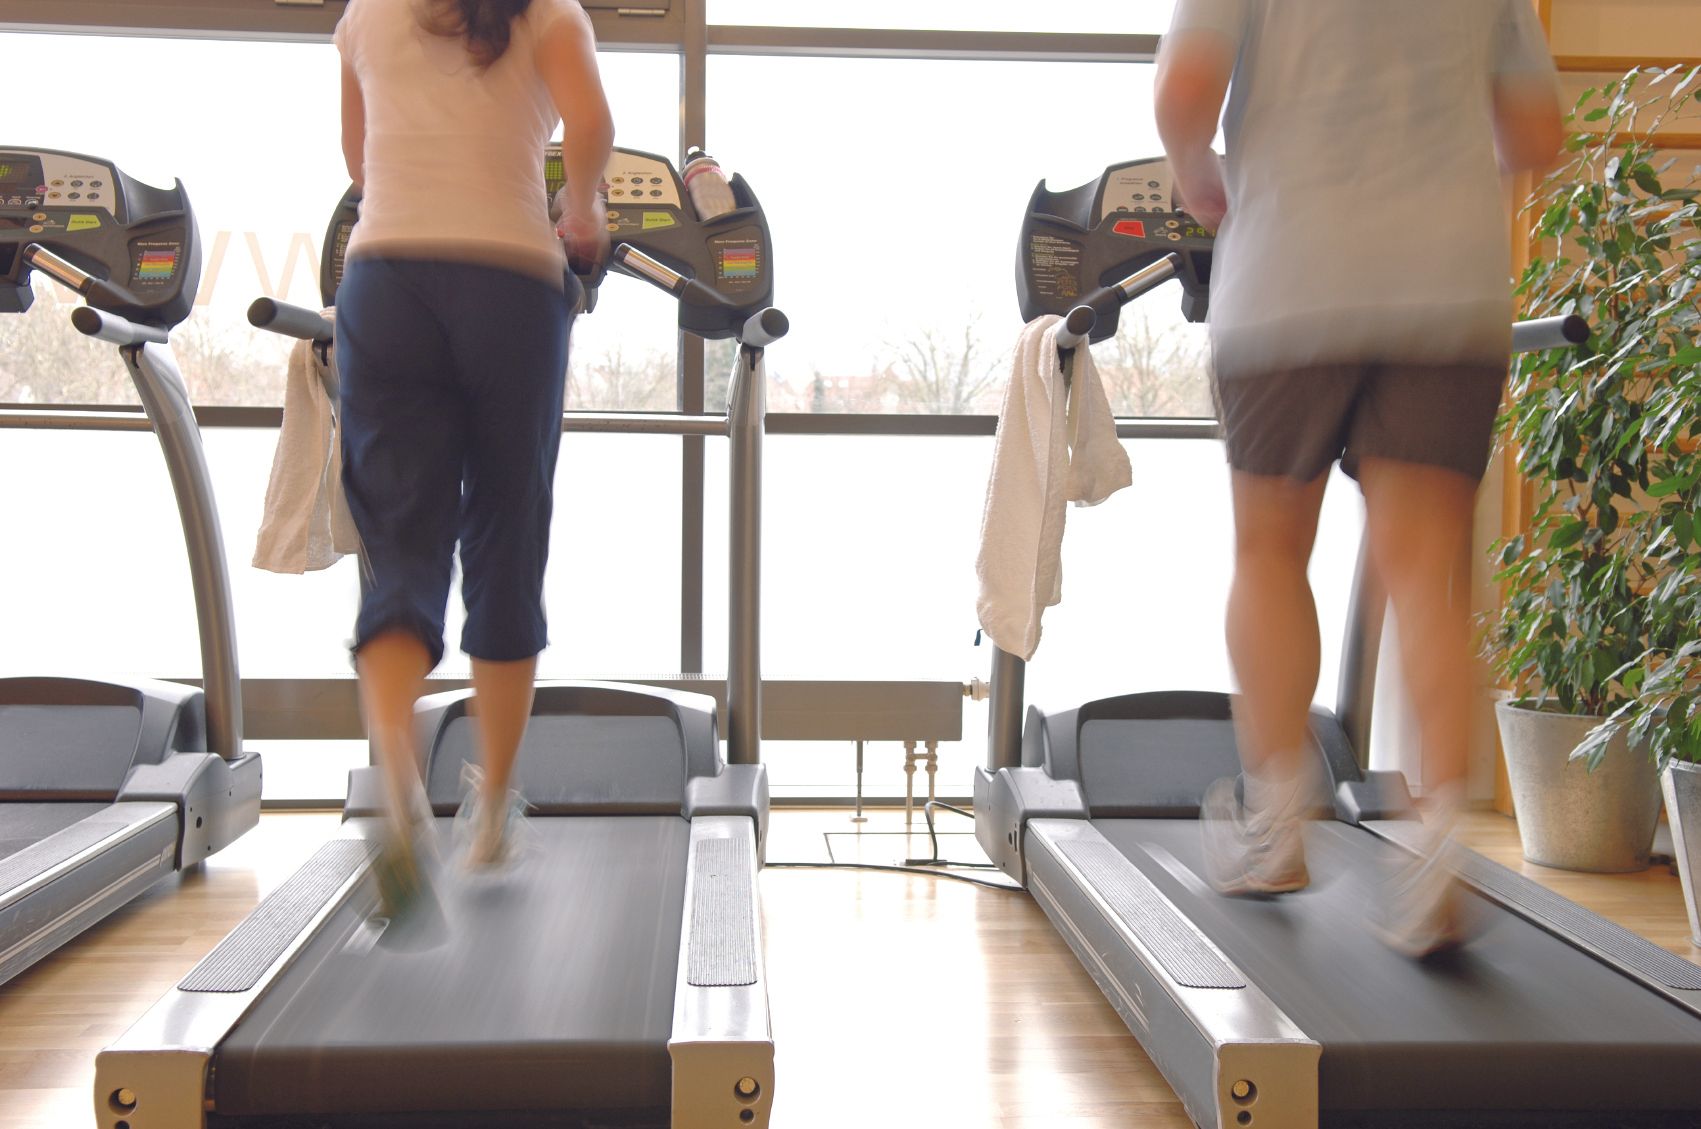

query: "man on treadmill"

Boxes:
[1154, 0, 1563, 956]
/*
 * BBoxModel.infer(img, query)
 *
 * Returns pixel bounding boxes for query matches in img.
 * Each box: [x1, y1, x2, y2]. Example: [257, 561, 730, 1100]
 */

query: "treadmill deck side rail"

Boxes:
[91, 828, 379, 1129]
[0, 803, 178, 988]
[669, 814, 774, 1129]
[1026, 819, 1320, 1129]
[0, 802, 176, 915]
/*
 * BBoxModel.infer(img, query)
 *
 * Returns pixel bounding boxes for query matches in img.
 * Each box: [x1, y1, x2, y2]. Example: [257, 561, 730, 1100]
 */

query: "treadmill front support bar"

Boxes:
[987, 645, 1025, 771]
[724, 346, 766, 767]
[121, 341, 244, 763]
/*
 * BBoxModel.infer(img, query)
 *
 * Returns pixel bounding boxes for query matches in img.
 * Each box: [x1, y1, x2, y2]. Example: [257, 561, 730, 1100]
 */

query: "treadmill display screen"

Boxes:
[0, 158, 41, 192]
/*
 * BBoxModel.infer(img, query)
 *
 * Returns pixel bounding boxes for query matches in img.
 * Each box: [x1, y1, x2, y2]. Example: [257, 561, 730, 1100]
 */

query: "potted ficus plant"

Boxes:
[1483, 65, 1700, 878]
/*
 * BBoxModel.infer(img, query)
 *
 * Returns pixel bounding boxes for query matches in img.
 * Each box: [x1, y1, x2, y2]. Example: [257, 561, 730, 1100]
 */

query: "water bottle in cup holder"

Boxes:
[681, 147, 737, 222]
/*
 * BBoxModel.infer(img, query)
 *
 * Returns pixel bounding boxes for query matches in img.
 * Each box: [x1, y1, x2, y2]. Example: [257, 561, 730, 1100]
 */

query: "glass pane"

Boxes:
[708, 55, 1211, 416]
[0, 428, 681, 681]
[0, 32, 680, 409]
[709, 0, 1174, 34]
[705, 435, 1364, 796]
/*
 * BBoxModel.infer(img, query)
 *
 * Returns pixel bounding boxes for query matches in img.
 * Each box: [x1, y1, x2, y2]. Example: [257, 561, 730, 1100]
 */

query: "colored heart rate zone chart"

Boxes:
[134, 247, 179, 282]
[718, 245, 759, 280]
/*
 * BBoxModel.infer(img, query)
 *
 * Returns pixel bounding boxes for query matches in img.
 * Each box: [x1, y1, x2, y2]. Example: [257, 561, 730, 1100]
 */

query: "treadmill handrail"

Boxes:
[22, 244, 166, 333]
[246, 297, 333, 346]
[1055, 254, 1183, 352]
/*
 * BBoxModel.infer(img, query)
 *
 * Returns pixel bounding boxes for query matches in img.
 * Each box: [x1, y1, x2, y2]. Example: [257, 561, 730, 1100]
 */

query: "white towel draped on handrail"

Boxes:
[975, 315, 1131, 661]
[252, 317, 359, 573]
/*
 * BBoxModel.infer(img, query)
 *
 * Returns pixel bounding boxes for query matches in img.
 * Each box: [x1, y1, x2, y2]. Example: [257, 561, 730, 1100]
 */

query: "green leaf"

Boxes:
[1648, 468, 1700, 498]
[1586, 107, 1611, 123]
[1550, 519, 1588, 549]
[1633, 166, 1665, 196]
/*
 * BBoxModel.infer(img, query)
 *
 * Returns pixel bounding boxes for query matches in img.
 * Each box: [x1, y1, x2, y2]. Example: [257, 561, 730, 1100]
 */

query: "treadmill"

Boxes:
[974, 157, 1701, 1129]
[0, 147, 262, 989]
[97, 147, 782, 1129]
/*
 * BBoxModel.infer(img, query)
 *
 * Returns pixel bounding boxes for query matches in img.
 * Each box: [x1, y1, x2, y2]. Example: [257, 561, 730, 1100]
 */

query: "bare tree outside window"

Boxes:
[0, 293, 289, 407]
[886, 319, 1008, 415]
[1093, 306, 1214, 418]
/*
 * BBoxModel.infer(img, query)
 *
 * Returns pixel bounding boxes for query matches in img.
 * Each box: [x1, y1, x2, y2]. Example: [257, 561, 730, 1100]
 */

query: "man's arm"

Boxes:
[1491, 0, 1565, 175]
[1493, 80, 1565, 175]
[1155, 29, 1235, 230]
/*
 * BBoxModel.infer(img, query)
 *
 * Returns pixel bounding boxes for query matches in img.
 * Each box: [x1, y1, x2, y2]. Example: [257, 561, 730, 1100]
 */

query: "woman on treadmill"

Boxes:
[1155, 0, 1563, 956]
[333, 0, 614, 910]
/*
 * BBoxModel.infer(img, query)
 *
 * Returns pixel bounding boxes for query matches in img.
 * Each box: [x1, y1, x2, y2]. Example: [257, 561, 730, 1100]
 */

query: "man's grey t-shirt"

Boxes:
[1166, 0, 1558, 376]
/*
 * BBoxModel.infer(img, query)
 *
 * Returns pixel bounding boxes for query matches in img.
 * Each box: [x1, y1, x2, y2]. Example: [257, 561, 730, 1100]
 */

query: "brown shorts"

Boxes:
[1212, 361, 1508, 483]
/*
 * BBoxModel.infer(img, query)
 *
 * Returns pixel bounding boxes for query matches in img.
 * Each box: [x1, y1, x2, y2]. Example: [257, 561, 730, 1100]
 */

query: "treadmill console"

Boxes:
[321, 146, 775, 341]
[0, 147, 200, 328]
[1017, 155, 1213, 342]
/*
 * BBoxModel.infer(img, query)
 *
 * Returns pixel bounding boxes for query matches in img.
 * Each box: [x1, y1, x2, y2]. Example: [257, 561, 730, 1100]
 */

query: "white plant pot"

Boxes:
[1495, 700, 1662, 873]
[1661, 761, 1701, 947]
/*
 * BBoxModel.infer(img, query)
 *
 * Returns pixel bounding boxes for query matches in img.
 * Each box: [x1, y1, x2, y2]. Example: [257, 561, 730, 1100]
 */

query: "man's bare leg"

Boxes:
[1204, 469, 1330, 895]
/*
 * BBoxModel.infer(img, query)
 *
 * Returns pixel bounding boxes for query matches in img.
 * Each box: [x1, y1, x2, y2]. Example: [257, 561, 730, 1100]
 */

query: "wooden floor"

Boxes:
[2, 807, 1696, 1129]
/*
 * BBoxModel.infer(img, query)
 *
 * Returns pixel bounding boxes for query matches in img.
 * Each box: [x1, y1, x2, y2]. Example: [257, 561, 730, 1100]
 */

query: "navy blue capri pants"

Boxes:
[336, 256, 577, 667]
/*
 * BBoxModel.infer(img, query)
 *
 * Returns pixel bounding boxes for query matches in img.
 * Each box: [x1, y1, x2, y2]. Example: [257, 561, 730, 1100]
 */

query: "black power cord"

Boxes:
[903, 800, 1000, 869]
[765, 802, 1013, 890]
[766, 801, 1021, 891]
[765, 860, 1020, 891]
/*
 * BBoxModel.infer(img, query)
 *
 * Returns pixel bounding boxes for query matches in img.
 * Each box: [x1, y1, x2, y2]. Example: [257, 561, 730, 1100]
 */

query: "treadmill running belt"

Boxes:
[0, 803, 109, 869]
[1370, 818, 1701, 991]
[1093, 819, 1701, 1118]
[214, 816, 690, 1120]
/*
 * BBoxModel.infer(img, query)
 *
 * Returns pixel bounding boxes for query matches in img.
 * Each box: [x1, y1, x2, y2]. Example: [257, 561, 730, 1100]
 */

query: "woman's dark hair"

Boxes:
[417, 0, 533, 69]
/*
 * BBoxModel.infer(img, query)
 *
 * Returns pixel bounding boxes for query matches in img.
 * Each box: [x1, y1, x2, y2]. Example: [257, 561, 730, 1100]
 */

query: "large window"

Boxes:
[708, 54, 1211, 416]
[0, 428, 684, 681]
[2, 10, 1345, 807]
[705, 437, 1365, 800]
[0, 32, 680, 410]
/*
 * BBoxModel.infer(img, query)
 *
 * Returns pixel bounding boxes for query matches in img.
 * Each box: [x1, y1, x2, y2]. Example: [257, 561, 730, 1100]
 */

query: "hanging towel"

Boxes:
[975, 315, 1131, 661]
[252, 321, 359, 573]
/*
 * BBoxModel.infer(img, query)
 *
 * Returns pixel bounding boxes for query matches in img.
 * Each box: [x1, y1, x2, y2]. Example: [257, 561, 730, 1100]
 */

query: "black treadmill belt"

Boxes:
[214, 816, 690, 1119]
[1371, 818, 1701, 991]
[0, 802, 108, 867]
[1092, 819, 1701, 1116]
